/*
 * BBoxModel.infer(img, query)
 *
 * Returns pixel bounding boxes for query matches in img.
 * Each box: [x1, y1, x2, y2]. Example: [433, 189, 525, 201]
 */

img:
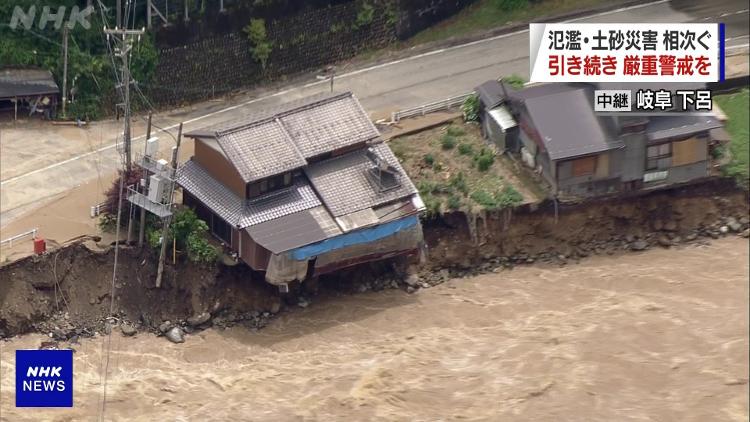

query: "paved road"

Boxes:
[1, 0, 748, 228]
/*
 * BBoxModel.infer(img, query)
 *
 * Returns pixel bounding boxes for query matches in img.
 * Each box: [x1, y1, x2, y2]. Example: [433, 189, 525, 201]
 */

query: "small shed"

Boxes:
[475, 79, 517, 152]
[0, 67, 59, 120]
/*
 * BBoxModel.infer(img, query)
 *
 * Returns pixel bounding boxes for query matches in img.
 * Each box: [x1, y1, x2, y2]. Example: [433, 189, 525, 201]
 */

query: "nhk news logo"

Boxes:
[15, 350, 73, 407]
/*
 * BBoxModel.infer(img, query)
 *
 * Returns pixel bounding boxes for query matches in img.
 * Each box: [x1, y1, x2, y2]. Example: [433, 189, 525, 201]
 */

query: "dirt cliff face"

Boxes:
[424, 180, 749, 269]
[0, 243, 280, 338]
[1, 180, 747, 339]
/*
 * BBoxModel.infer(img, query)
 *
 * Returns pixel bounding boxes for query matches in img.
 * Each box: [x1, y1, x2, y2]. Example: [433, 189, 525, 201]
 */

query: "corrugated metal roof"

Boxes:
[647, 115, 722, 141]
[524, 88, 618, 160]
[245, 209, 329, 254]
[304, 142, 417, 217]
[0, 68, 59, 99]
[488, 106, 517, 131]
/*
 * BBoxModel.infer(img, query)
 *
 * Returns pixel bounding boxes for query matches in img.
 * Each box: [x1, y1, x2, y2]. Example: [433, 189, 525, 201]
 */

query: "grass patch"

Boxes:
[715, 89, 749, 188]
[441, 134, 457, 150]
[391, 121, 535, 214]
[408, 0, 613, 45]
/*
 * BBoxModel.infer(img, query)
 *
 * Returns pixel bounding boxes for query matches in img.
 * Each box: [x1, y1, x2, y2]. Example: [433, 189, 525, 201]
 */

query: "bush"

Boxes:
[474, 149, 495, 171]
[101, 168, 144, 228]
[449, 172, 469, 195]
[421, 194, 441, 218]
[503, 74, 526, 89]
[170, 208, 219, 264]
[462, 94, 480, 122]
[448, 194, 462, 210]
[493, 0, 529, 11]
[458, 143, 473, 155]
[432, 162, 443, 172]
[423, 153, 435, 166]
[243, 18, 273, 68]
[470, 185, 523, 210]
[470, 189, 496, 208]
[441, 134, 457, 150]
[496, 185, 523, 209]
[354, 2, 375, 29]
[447, 126, 465, 137]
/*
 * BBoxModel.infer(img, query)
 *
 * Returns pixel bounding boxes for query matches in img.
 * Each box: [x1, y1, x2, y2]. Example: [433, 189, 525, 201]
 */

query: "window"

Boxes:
[210, 213, 232, 244]
[646, 143, 672, 171]
[247, 173, 294, 199]
[571, 156, 596, 176]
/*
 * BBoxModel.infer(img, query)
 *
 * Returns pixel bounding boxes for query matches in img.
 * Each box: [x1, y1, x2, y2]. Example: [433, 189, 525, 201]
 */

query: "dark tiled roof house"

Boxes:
[475, 80, 725, 198]
[178, 92, 424, 285]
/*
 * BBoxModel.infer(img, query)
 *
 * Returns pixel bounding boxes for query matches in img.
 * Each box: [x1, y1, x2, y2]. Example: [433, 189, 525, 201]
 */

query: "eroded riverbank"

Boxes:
[1, 237, 748, 421]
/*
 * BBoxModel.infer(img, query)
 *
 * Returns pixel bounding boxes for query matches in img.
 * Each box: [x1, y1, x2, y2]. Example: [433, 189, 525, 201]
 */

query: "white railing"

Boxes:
[390, 92, 473, 123]
[90, 201, 107, 218]
[0, 228, 38, 249]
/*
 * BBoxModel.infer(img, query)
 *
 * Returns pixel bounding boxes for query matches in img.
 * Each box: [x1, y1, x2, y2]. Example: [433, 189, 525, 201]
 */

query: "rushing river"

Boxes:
[1, 238, 748, 421]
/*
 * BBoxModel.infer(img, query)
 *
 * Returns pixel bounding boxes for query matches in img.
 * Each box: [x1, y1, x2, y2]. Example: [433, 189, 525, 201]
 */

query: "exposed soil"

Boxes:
[0, 179, 747, 340]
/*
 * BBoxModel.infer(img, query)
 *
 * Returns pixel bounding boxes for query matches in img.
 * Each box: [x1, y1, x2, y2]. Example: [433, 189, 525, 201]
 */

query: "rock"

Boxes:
[89, 298, 97, 305]
[406, 286, 416, 294]
[663, 220, 678, 232]
[719, 226, 729, 234]
[158, 321, 172, 334]
[739, 216, 749, 225]
[726, 218, 742, 232]
[297, 299, 309, 308]
[685, 233, 697, 241]
[270, 301, 281, 314]
[651, 220, 663, 231]
[120, 323, 137, 337]
[631, 240, 649, 251]
[625, 234, 635, 243]
[187, 312, 211, 327]
[657, 236, 672, 248]
[404, 274, 420, 287]
[741, 229, 750, 238]
[165, 327, 185, 344]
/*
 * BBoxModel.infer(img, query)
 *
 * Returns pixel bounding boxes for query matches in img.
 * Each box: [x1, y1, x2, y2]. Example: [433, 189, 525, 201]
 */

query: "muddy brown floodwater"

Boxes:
[1, 238, 748, 421]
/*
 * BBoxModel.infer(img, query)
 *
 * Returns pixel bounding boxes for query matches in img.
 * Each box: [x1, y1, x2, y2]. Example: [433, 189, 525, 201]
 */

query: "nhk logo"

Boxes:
[15, 350, 73, 407]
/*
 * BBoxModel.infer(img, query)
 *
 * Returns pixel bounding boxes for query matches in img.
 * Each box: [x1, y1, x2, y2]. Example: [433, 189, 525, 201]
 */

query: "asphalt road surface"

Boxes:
[0, 0, 748, 228]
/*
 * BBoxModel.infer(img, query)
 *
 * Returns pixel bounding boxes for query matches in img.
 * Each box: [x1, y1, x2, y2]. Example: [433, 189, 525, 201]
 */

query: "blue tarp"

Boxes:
[289, 215, 419, 261]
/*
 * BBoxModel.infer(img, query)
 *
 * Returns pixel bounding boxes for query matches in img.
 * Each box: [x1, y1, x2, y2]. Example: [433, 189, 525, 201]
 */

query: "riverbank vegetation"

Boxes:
[715, 89, 749, 189]
[390, 121, 535, 217]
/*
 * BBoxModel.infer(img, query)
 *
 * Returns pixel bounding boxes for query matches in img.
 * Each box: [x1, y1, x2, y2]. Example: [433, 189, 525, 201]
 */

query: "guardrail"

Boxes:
[90, 202, 106, 218]
[0, 228, 38, 249]
[390, 92, 473, 123]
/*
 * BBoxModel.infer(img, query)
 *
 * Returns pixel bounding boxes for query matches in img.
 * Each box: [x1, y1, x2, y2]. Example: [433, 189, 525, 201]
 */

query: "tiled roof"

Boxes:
[184, 92, 380, 181]
[176, 160, 245, 225]
[304, 142, 418, 217]
[176, 160, 322, 228]
[218, 121, 306, 182]
[280, 94, 379, 158]
[238, 178, 322, 227]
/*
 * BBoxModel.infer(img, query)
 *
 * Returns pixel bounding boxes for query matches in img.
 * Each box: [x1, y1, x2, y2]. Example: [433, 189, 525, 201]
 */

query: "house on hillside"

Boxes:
[476, 79, 725, 198]
[177, 92, 425, 288]
[0, 67, 59, 120]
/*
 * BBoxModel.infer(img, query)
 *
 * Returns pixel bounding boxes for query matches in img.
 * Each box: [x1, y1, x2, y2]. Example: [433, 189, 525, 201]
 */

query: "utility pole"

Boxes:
[138, 113, 153, 247]
[104, 26, 145, 172]
[155, 123, 182, 288]
[61, 27, 68, 117]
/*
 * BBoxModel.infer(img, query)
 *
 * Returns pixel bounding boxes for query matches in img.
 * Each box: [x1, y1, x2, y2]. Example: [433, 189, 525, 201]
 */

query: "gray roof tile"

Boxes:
[219, 121, 307, 182]
[176, 160, 245, 225]
[177, 160, 322, 228]
[280, 94, 379, 158]
[304, 142, 417, 217]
